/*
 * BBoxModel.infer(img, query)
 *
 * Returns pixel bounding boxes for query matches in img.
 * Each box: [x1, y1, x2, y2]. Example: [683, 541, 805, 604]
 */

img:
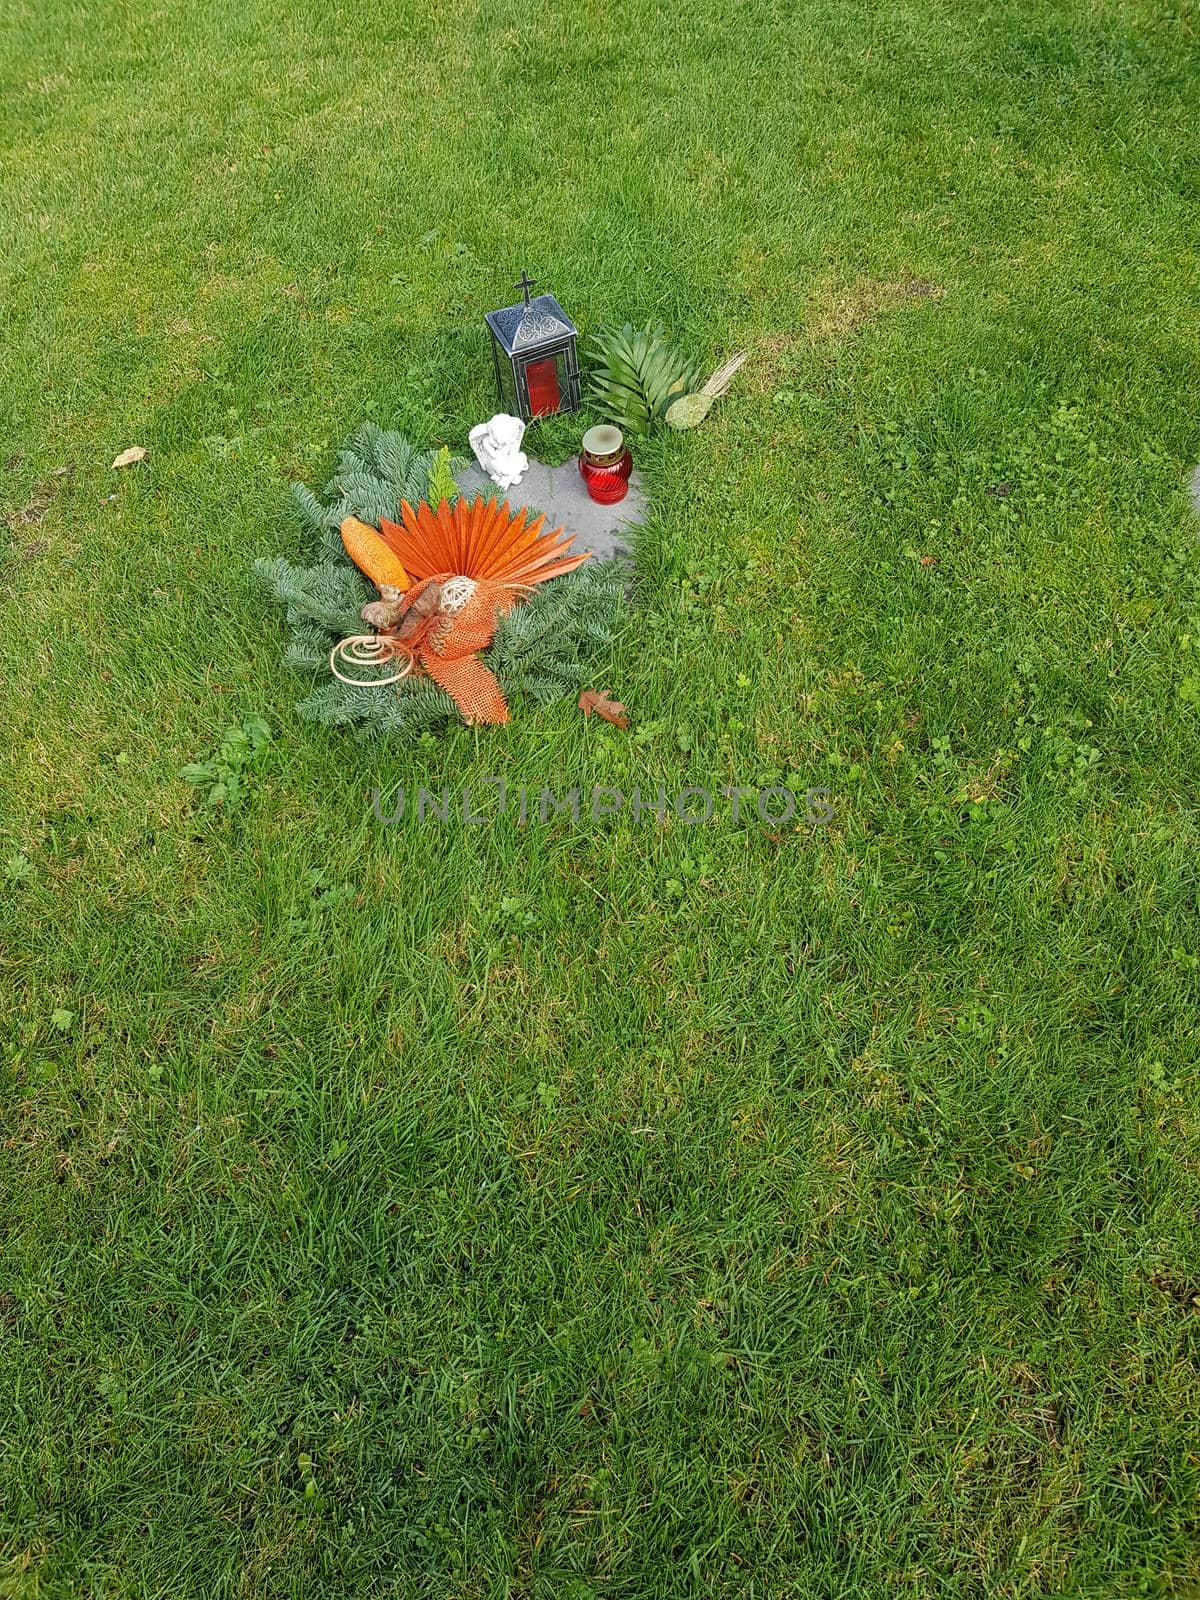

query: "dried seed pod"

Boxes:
[361, 598, 408, 632]
[395, 580, 443, 642]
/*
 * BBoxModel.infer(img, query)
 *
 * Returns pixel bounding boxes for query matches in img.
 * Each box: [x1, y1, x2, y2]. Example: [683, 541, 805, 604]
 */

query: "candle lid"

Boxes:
[582, 424, 624, 457]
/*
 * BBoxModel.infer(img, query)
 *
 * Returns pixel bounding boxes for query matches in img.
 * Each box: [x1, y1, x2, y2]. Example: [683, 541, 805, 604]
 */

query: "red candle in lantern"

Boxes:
[525, 356, 560, 417]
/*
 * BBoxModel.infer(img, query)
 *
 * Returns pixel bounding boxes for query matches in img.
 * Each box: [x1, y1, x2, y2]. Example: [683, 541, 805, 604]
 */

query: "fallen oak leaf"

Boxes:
[579, 688, 629, 729]
[111, 446, 148, 469]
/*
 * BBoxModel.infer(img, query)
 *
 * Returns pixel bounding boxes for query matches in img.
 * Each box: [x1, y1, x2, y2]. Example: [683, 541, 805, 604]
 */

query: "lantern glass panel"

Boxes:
[496, 348, 518, 413]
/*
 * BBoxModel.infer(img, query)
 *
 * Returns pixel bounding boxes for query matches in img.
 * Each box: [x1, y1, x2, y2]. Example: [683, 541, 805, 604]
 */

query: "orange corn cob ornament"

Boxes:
[340, 516, 411, 592]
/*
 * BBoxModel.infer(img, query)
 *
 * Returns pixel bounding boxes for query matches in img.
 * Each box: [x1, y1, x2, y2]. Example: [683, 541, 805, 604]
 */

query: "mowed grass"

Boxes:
[2, 0, 1200, 1593]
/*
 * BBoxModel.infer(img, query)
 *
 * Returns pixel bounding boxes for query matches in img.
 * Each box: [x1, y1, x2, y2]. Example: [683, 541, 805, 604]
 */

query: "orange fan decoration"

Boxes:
[351, 496, 589, 727]
[378, 495, 588, 589]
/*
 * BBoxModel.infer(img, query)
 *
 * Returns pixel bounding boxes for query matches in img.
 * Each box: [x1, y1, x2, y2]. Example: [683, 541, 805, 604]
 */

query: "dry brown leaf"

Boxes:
[579, 688, 629, 729]
[111, 446, 148, 469]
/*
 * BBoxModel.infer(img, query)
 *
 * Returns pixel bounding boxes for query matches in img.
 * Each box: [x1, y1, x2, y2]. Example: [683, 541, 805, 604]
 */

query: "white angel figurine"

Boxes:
[468, 413, 528, 491]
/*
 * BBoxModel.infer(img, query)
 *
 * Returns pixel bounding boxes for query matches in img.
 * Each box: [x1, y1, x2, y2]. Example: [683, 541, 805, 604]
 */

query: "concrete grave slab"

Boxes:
[456, 457, 648, 564]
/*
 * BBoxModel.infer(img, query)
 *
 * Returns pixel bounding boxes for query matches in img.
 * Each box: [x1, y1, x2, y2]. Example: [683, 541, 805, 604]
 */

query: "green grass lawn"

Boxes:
[2, 0, 1200, 1593]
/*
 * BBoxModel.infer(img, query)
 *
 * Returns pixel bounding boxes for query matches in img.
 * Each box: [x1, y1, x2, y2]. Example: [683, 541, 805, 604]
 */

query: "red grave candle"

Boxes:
[579, 424, 633, 504]
[525, 356, 561, 418]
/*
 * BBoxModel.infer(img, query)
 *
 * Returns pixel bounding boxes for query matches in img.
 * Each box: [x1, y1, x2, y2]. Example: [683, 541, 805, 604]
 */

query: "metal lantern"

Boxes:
[485, 271, 581, 422]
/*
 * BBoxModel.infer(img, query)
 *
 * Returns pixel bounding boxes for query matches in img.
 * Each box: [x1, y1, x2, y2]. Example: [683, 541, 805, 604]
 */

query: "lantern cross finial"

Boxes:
[514, 269, 536, 307]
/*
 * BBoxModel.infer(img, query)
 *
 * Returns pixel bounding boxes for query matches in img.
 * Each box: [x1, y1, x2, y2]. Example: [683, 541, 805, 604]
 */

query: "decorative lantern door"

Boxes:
[485, 272, 581, 423]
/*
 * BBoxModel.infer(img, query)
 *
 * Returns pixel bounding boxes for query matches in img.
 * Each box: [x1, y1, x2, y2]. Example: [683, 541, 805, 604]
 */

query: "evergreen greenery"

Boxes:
[255, 429, 624, 735]
[424, 445, 460, 509]
[288, 423, 461, 558]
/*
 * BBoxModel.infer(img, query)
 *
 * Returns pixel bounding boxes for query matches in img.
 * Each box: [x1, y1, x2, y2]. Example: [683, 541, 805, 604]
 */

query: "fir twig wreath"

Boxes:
[255, 425, 624, 736]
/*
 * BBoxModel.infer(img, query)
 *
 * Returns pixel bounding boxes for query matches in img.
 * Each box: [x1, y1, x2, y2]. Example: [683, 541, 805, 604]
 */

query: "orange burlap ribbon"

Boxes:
[383, 577, 519, 726]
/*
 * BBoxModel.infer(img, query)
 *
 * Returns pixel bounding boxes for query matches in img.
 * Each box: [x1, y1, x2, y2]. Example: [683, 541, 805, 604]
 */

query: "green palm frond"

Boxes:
[586, 322, 699, 437]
